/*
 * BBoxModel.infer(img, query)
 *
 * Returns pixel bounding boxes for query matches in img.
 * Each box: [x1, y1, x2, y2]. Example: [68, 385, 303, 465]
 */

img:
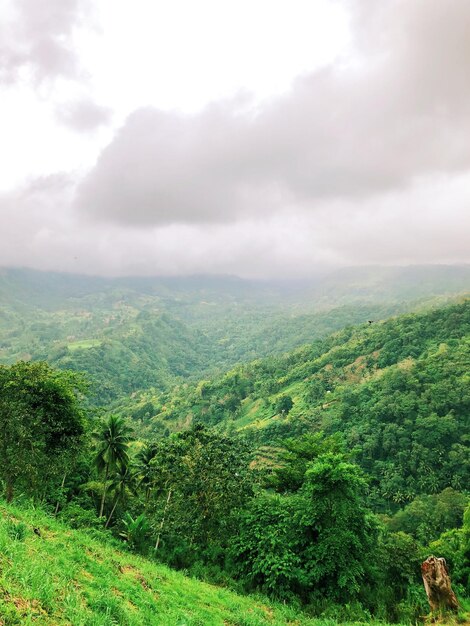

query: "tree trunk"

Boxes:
[5, 477, 14, 503]
[105, 494, 120, 529]
[99, 464, 109, 519]
[421, 556, 459, 613]
[54, 472, 67, 515]
[155, 488, 172, 552]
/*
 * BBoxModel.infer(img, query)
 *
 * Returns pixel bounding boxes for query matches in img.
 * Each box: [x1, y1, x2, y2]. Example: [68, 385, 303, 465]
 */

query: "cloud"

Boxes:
[55, 98, 112, 132]
[0, 0, 91, 84]
[1, 0, 469, 278]
[75, 0, 470, 226]
[2, 171, 469, 279]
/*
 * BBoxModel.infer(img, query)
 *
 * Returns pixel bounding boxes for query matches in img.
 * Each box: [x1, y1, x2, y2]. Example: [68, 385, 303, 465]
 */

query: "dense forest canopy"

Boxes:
[129, 301, 470, 509]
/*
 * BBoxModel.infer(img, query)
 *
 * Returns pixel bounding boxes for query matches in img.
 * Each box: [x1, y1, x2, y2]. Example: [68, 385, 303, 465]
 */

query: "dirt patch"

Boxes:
[11, 596, 47, 618]
[257, 604, 274, 620]
[118, 564, 138, 575]
[118, 564, 153, 592]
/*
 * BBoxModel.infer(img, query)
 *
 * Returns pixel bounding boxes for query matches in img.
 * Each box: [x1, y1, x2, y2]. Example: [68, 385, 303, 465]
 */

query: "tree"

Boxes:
[148, 425, 254, 563]
[267, 432, 344, 493]
[94, 415, 132, 519]
[275, 395, 294, 416]
[297, 454, 378, 601]
[231, 492, 302, 597]
[136, 443, 158, 505]
[0, 361, 86, 502]
[105, 465, 136, 529]
[232, 453, 378, 601]
[388, 488, 468, 544]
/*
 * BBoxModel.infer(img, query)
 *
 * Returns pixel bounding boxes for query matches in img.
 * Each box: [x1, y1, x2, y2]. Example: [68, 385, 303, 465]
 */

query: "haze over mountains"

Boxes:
[1, 264, 468, 405]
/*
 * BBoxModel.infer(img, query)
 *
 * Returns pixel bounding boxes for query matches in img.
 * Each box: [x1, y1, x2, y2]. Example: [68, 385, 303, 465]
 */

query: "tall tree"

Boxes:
[136, 443, 158, 505]
[94, 415, 132, 519]
[105, 465, 136, 529]
[232, 453, 378, 601]
[148, 425, 254, 559]
[0, 361, 86, 502]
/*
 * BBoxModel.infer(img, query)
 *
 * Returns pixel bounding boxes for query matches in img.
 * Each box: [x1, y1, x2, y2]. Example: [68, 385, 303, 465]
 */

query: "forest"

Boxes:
[0, 268, 469, 625]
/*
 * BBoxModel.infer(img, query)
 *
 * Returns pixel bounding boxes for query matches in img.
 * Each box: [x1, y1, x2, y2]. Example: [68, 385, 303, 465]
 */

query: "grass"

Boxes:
[67, 339, 102, 352]
[0, 501, 392, 626]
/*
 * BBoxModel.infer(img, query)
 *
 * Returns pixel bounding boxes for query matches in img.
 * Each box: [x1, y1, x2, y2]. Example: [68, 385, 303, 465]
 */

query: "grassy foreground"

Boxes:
[0, 501, 390, 626]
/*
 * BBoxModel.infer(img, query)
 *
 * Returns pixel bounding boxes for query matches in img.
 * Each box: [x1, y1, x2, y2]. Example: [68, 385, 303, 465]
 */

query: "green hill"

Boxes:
[1, 266, 469, 406]
[0, 501, 381, 626]
[136, 300, 470, 508]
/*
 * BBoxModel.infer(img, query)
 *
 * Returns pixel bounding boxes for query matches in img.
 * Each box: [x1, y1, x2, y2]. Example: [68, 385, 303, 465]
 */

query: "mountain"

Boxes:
[135, 300, 470, 509]
[0, 265, 469, 405]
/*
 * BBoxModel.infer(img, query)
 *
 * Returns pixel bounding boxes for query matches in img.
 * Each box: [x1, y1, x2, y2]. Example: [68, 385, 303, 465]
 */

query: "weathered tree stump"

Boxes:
[421, 556, 459, 613]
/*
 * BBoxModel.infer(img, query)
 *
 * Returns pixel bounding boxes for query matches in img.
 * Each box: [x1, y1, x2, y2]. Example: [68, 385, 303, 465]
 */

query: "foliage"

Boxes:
[232, 454, 378, 603]
[146, 301, 470, 510]
[147, 425, 254, 567]
[388, 488, 468, 544]
[266, 432, 344, 493]
[94, 415, 132, 519]
[275, 394, 294, 415]
[119, 512, 151, 553]
[0, 500, 330, 626]
[5, 519, 28, 541]
[429, 502, 470, 590]
[0, 361, 86, 502]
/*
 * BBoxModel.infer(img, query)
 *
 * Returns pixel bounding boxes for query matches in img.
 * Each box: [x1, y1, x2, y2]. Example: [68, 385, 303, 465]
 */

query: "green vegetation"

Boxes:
[144, 301, 469, 509]
[67, 339, 102, 351]
[1, 266, 469, 406]
[0, 361, 86, 502]
[0, 269, 469, 624]
[0, 501, 347, 626]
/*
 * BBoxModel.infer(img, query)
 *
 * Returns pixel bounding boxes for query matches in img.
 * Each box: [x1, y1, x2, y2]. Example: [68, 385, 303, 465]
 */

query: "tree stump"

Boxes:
[421, 556, 459, 613]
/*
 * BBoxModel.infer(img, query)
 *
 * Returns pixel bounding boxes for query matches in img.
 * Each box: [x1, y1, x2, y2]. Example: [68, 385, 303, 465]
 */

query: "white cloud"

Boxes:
[55, 98, 112, 131]
[75, 0, 470, 227]
[0, 0, 469, 277]
[0, 0, 91, 84]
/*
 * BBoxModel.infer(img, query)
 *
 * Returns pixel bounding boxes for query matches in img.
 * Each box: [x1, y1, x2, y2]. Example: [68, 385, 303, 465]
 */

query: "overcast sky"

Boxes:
[0, 0, 469, 278]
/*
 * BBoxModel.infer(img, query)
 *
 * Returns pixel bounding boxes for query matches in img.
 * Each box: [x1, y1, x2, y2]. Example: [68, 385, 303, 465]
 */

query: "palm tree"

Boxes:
[105, 464, 136, 529]
[94, 415, 132, 519]
[136, 443, 158, 505]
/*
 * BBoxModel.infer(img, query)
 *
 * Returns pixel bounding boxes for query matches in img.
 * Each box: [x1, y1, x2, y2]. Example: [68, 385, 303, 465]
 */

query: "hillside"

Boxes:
[1, 298, 469, 624]
[1, 266, 469, 405]
[135, 300, 470, 508]
[0, 501, 386, 626]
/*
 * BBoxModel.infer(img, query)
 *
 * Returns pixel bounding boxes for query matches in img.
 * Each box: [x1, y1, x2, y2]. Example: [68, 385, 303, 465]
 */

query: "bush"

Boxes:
[60, 502, 103, 529]
[5, 519, 28, 541]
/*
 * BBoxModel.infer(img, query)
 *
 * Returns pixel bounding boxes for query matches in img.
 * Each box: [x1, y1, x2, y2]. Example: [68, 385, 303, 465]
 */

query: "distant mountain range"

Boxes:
[0, 265, 469, 405]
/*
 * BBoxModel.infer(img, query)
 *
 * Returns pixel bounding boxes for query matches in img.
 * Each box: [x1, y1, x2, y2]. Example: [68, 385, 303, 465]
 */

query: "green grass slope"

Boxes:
[0, 502, 382, 626]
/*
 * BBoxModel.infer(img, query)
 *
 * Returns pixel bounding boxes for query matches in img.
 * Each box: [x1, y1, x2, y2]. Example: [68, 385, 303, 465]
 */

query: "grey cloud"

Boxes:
[75, 0, 470, 226]
[0, 0, 90, 83]
[55, 98, 112, 132]
[2, 173, 469, 278]
[75, 103, 289, 224]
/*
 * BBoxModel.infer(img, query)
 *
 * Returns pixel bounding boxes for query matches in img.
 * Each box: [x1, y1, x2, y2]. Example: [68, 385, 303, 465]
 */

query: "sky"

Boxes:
[0, 0, 469, 278]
